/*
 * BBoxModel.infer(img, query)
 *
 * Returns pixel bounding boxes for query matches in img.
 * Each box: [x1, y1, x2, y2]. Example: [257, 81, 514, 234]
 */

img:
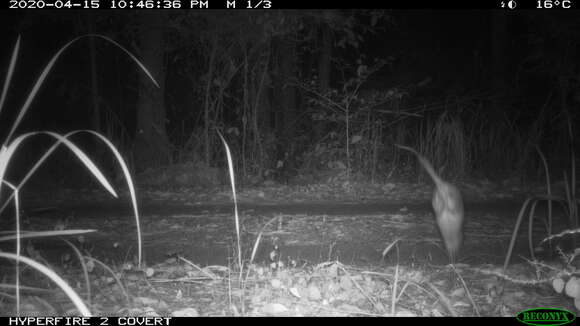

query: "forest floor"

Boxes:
[0, 172, 577, 316]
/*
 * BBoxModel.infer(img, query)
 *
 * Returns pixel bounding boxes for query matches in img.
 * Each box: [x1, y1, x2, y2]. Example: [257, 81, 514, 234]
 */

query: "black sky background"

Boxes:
[0, 9, 576, 186]
[0, 10, 497, 132]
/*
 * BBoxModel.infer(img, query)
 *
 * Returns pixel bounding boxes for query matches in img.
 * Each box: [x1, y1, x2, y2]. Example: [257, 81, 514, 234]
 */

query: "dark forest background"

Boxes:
[0, 10, 578, 188]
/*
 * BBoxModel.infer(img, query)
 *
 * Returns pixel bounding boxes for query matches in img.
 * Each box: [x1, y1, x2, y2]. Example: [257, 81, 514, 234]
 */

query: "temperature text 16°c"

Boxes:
[537, 0, 572, 8]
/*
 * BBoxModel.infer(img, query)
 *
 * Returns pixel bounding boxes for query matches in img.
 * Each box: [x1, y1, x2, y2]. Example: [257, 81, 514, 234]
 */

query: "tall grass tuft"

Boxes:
[503, 120, 578, 273]
[0, 34, 158, 315]
[424, 109, 467, 179]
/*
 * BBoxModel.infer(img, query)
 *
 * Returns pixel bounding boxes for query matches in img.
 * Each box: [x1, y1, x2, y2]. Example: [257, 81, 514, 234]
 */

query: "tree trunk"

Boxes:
[274, 37, 298, 179]
[252, 49, 270, 177]
[314, 23, 332, 143]
[133, 12, 171, 171]
[318, 24, 332, 93]
[490, 11, 508, 113]
[203, 36, 217, 166]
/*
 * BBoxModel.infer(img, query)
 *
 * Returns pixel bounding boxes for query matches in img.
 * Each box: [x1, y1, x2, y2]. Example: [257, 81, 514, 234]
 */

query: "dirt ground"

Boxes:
[1, 179, 577, 316]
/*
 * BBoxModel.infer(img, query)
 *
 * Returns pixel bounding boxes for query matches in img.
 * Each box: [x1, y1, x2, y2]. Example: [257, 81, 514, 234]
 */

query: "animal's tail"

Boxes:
[395, 144, 444, 187]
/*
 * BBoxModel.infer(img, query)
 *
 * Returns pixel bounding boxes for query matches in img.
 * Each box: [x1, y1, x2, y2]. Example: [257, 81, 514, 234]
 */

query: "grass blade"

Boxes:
[0, 36, 20, 117]
[0, 252, 91, 316]
[6, 34, 158, 143]
[216, 129, 242, 275]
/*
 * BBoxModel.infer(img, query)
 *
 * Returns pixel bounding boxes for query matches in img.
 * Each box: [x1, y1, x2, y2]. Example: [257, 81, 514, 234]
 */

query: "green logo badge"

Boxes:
[516, 308, 576, 326]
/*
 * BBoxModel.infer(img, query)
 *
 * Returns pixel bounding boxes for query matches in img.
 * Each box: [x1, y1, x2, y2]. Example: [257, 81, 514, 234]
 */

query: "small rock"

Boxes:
[172, 308, 199, 317]
[261, 303, 289, 315]
[553, 278, 565, 294]
[271, 279, 283, 289]
[450, 287, 465, 297]
[396, 309, 417, 317]
[339, 276, 353, 291]
[307, 285, 322, 300]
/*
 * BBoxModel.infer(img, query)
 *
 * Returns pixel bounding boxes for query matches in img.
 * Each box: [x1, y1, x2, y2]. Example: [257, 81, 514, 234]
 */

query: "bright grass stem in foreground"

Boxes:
[216, 129, 243, 278]
[0, 34, 158, 315]
[503, 116, 579, 273]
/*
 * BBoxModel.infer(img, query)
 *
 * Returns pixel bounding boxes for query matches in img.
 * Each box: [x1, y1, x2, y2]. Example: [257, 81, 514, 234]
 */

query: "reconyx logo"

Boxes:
[516, 308, 576, 326]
